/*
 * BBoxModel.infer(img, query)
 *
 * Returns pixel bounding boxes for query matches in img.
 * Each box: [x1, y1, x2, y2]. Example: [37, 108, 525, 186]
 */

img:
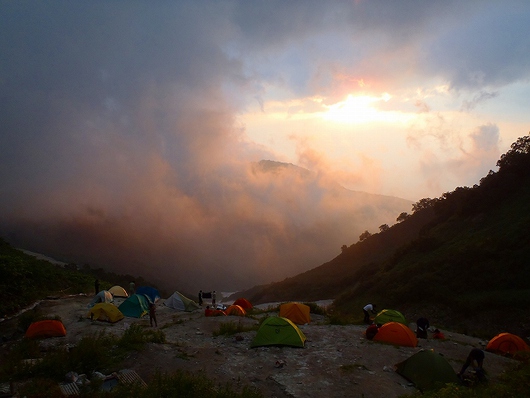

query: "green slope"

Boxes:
[241, 134, 530, 337]
[0, 239, 96, 317]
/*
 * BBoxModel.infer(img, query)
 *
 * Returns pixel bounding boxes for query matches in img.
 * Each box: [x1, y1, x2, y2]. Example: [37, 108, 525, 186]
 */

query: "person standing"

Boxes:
[129, 281, 135, 295]
[212, 290, 216, 307]
[94, 279, 100, 295]
[363, 303, 377, 324]
[458, 348, 485, 380]
[198, 290, 203, 306]
[416, 317, 430, 339]
[149, 303, 157, 327]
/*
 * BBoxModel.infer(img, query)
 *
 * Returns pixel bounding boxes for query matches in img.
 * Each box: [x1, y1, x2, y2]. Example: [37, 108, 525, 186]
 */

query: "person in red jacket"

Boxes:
[204, 305, 213, 317]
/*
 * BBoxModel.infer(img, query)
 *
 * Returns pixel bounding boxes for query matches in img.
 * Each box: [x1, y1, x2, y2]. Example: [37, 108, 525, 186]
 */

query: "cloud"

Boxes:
[1, 1, 528, 293]
[414, 123, 500, 197]
[461, 91, 499, 112]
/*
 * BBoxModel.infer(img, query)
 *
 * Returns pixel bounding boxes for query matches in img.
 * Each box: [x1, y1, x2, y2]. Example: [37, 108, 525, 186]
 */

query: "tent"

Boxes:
[279, 302, 311, 325]
[164, 291, 201, 312]
[232, 298, 253, 310]
[135, 286, 160, 303]
[374, 309, 407, 325]
[225, 304, 246, 316]
[87, 303, 125, 323]
[118, 294, 150, 318]
[250, 316, 306, 348]
[373, 322, 418, 347]
[486, 332, 530, 356]
[108, 285, 129, 298]
[396, 349, 460, 392]
[88, 290, 114, 308]
[25, 319, 67, 339]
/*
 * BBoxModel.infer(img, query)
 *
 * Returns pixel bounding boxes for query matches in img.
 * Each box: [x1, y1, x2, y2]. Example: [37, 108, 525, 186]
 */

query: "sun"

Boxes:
[321, 93, 406, 124]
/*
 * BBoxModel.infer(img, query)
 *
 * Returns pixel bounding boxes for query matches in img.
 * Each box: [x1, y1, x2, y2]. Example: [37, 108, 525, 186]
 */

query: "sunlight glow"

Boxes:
[321, 93, 411, 124]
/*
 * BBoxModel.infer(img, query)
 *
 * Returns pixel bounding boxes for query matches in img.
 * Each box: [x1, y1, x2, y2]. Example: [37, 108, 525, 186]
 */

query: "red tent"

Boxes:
[225, 304, 246, 316]
[25, 320, 66, 339]
[232, 298, 253, 310]
[486, 333, 530, 356]
[373, 322, 417, 347]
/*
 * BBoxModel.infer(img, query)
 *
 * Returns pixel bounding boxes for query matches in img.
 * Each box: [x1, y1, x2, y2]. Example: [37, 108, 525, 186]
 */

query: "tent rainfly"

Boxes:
[25, 320, 67, 339]
[232, 298, 253, 310]
[87, 303, 125, 323]
[135, 286, 161, 303]
[250, 316, 306, 348]
[88, 290, 114, 308]
[164, 291, 201, 312]
[374, 309, 407, 325]
[396, 349, 460, 392]
[108, 285, 129, 298]
[225, 304, 246, 316]
[118, 294, 150, 318]
[373, 322, 418, 347]
[279, 302, 311, 325]
[486, 332, 530, 356]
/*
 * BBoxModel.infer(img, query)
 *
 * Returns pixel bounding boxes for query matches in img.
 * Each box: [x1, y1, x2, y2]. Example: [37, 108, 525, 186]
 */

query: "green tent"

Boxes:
[250, 316, 306, 348]
[396, 349, 460, 392]
[118, 294, 149, 318]
[374, 309, 407, 325]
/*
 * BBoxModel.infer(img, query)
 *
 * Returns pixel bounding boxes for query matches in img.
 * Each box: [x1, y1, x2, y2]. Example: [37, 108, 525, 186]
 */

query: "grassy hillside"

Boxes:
[237, 206, 437, 304]
[239, 134, 530, 338]
[0, 239, 96, 317]
[0, 239, 161, 318]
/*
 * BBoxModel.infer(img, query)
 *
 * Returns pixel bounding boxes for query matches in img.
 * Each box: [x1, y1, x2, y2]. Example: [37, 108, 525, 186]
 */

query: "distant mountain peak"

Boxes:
[254, 159, 312, 178]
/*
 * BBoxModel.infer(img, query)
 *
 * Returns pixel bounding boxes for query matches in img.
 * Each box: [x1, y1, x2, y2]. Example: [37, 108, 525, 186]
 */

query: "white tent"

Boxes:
[88, 290, 113, 308]
[164, 291, 200, 312]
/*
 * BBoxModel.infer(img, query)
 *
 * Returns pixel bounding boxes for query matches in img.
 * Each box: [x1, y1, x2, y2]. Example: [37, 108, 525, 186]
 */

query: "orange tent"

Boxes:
[212, 309, 227, 316]
[232, 298, 253, 310]
[225, 304, 246, 316]
[279, 302, 311, 325]
[486, 333, 530, 356]
[25, 320, 66, 339]
[373, 322, 417, 347]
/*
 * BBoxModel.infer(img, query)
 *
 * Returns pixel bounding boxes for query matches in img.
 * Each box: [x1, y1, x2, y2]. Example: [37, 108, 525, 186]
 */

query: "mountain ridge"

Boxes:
[233, 134, 530, 338]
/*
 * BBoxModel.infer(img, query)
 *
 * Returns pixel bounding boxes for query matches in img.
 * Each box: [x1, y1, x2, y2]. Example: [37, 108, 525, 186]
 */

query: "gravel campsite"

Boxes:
[0, 294, 520, 398]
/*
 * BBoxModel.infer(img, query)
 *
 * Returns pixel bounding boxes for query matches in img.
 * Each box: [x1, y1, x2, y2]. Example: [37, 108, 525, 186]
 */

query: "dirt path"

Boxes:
[0, 296, 518, 398]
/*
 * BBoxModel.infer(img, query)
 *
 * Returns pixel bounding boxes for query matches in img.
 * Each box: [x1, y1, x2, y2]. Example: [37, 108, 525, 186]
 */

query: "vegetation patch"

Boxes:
[212, 320, 258, 337]
[340, 363, 369, 372]
[112, 369, 263, 397]
[0, 324, 165, 384]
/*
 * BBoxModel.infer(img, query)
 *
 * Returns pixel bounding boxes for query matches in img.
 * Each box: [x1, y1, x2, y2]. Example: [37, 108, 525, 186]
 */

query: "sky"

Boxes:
[1, 1, 529, 293]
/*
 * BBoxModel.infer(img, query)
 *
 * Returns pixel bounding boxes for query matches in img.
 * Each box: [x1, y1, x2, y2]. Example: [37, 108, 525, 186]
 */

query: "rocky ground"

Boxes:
[0, 295, 519, 398]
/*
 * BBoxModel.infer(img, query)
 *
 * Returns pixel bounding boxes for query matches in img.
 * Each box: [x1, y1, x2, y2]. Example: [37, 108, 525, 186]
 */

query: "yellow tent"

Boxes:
[87, 303, 124, 323]
[108, 285, 129, 298]
[279, 302, 311, 325]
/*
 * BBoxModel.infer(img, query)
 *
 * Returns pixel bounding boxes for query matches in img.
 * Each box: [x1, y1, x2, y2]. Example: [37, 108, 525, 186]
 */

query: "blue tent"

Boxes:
[135, 286, 160, 303]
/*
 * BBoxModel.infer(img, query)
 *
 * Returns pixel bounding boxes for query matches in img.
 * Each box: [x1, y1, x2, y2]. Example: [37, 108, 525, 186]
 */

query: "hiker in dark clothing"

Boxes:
[459, 348, 485, 380]
[94, 279, 100, 295]
[149, 303, 157, 327]
[416, 317, 430, 338]
[198, 290, 203, 306]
